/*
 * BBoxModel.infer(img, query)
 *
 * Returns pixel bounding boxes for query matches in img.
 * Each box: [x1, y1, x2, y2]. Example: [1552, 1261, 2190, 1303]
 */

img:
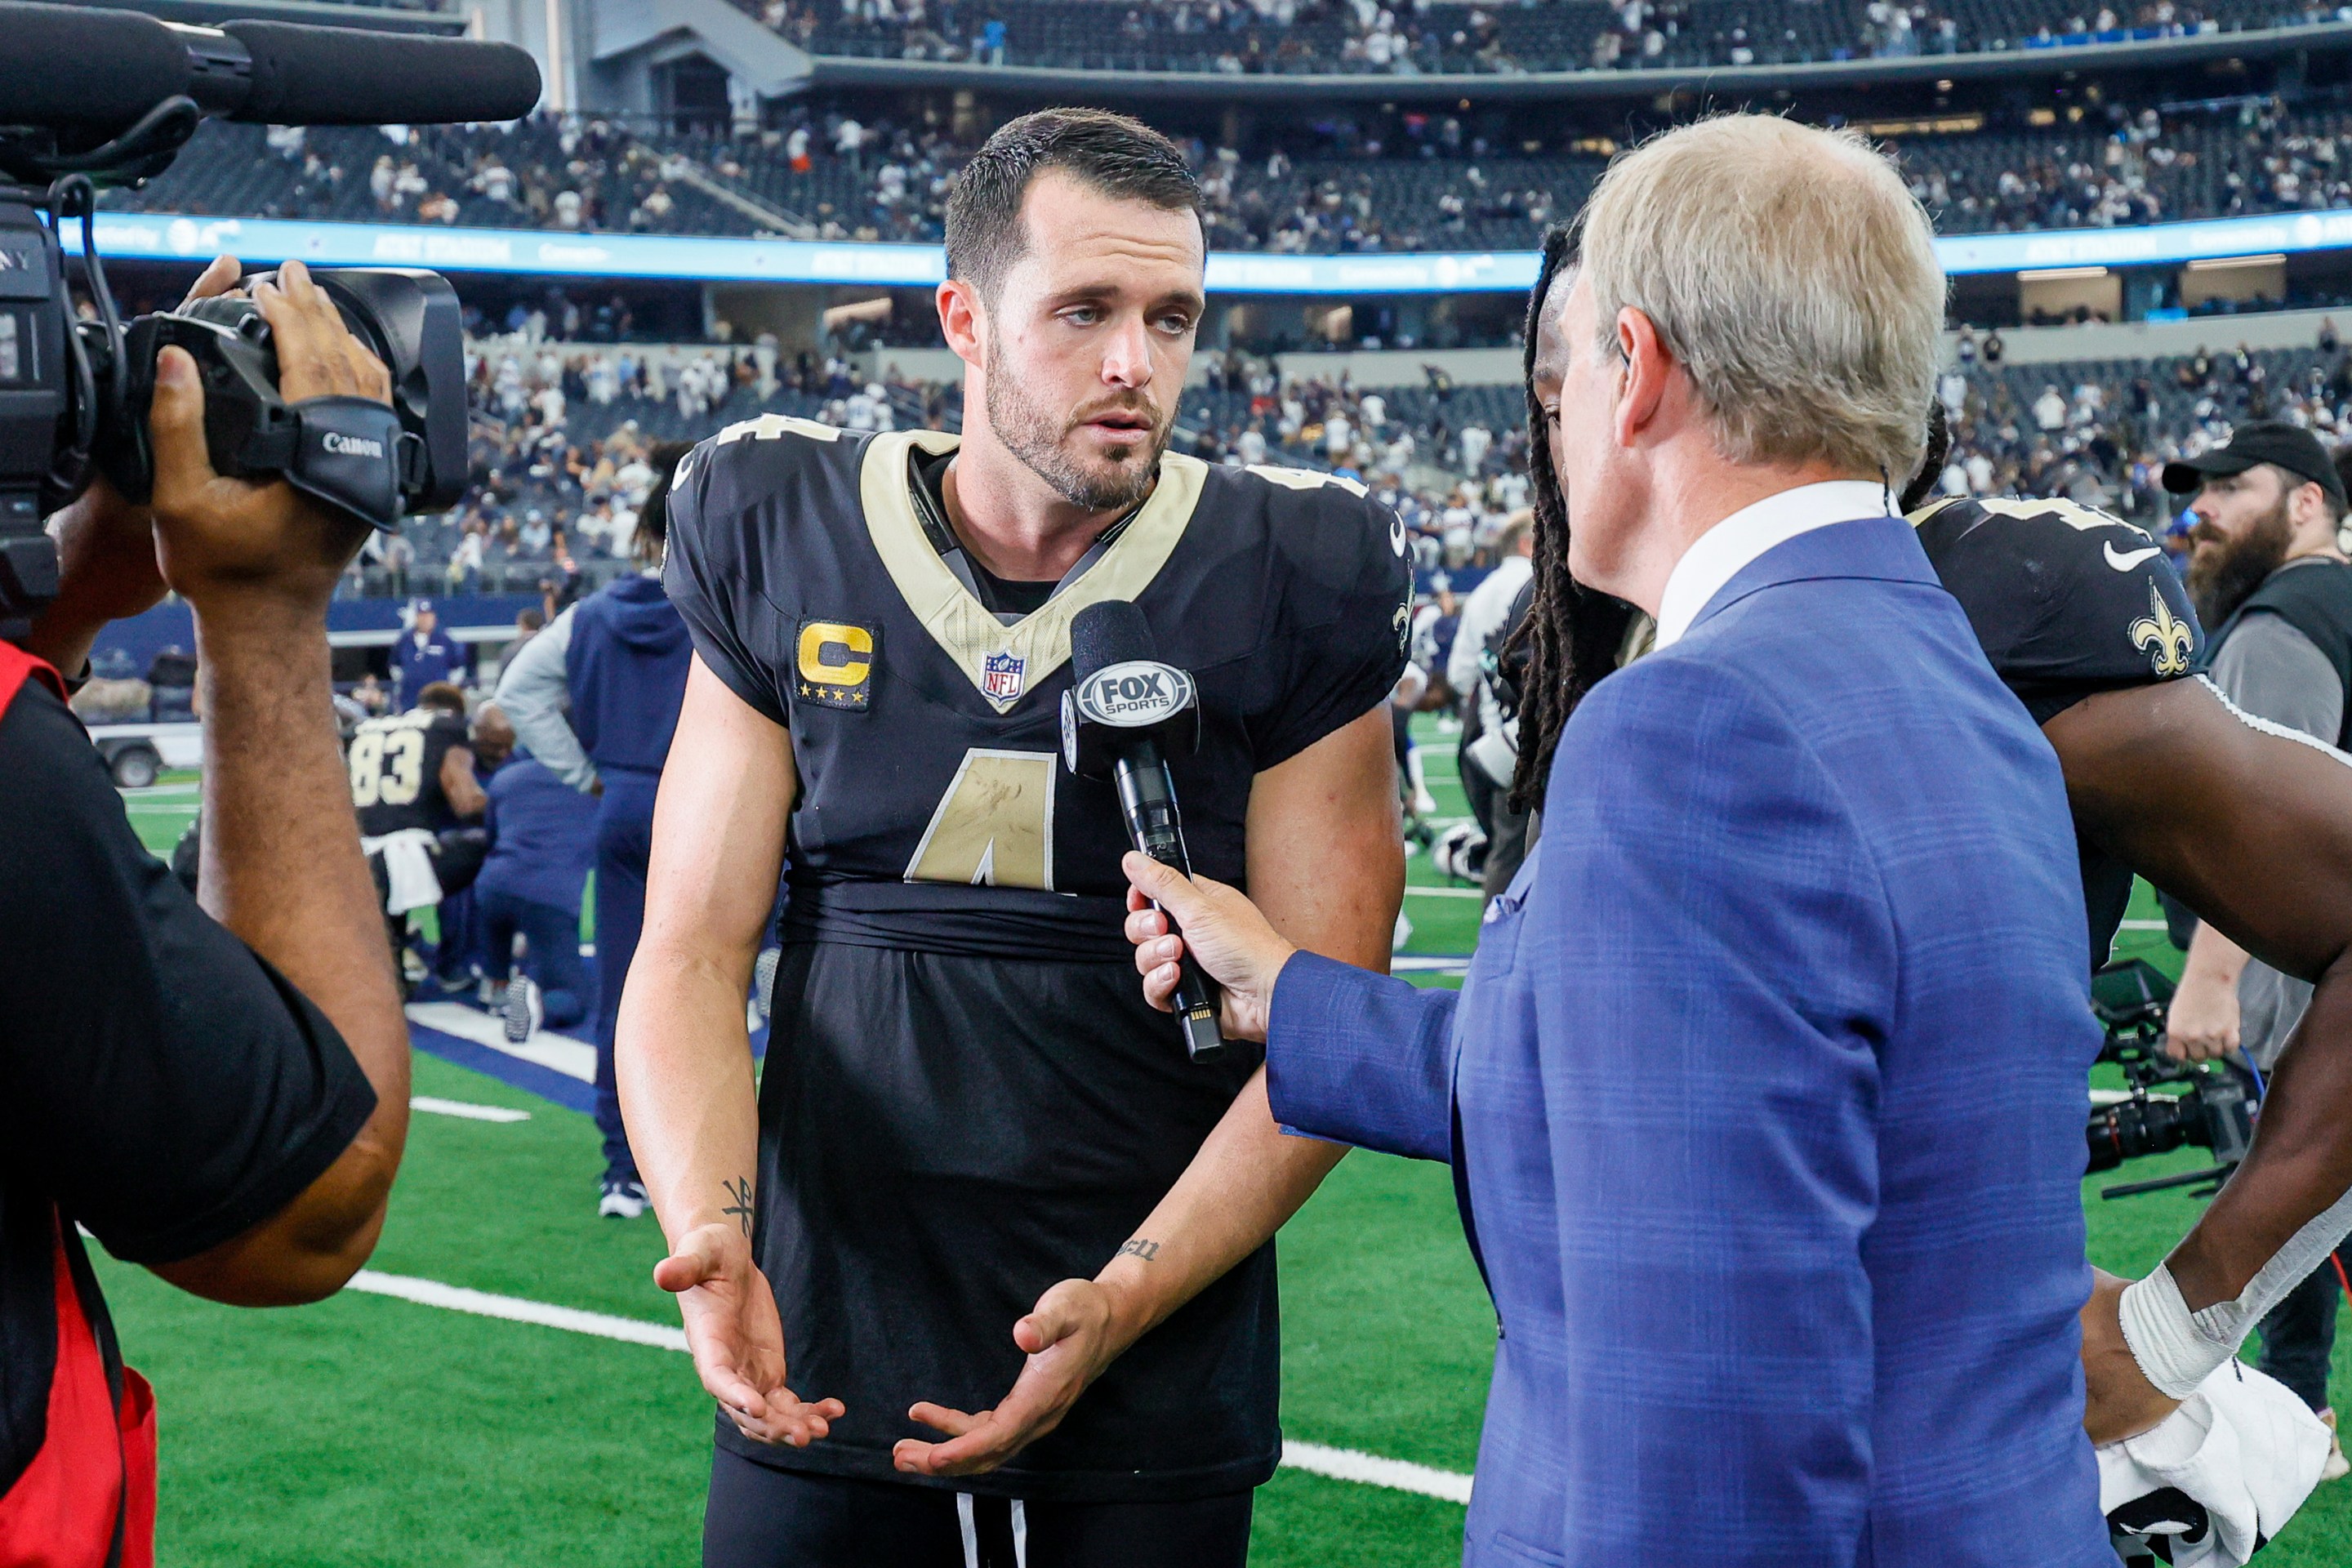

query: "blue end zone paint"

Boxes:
[408, 1021, 598, 1115]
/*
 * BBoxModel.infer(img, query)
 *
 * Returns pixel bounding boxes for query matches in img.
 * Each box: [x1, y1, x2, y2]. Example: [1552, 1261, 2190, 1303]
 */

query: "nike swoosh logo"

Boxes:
[2105, 542, 2163, 572]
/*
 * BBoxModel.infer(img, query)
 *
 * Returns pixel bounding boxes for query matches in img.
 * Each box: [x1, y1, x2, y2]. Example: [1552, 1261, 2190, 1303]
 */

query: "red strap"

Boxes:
[0, 1215, 153, 1568]
[0, 641, 65, 719]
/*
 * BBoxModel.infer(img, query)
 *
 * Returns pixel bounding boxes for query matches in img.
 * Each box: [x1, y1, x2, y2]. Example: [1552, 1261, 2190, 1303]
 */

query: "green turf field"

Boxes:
[95, 741, 2352, 1565]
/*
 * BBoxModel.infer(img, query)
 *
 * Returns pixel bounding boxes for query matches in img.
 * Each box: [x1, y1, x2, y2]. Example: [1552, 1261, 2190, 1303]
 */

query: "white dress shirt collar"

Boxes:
[1651, 480, 1895, 649]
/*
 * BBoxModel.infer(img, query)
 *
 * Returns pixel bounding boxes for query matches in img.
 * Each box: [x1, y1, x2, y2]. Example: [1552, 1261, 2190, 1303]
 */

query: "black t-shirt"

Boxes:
[1912, 495, 2204, 964]
[0, 681, 377, 1492]
[349, 708, 469, 837]
[662, 417, 1410, 1499]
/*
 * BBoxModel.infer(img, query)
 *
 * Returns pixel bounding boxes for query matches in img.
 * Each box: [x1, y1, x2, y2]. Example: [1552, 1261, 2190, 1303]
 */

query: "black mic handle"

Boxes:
[1112, 751, 1228, 1064]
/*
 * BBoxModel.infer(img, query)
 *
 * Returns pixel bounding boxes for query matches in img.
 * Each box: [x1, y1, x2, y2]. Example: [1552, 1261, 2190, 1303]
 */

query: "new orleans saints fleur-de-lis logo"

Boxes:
[2129, 582, 2195, 678]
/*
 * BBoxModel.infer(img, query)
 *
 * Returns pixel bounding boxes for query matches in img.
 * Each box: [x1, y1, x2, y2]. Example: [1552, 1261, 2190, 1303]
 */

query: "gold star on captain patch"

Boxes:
[2130, 582, 2195, 679]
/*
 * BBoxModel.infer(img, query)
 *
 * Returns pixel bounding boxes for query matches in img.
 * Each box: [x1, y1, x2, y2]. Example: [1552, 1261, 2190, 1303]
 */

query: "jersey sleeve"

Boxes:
[1250, 481, 1414, 769]
[1911, 496, 2203, 726]
[662, 434, 795, 728]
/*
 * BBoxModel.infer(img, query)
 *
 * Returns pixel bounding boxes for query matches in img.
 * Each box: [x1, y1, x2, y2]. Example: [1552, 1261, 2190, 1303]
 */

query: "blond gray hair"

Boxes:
[1574, 114, 1944, 483]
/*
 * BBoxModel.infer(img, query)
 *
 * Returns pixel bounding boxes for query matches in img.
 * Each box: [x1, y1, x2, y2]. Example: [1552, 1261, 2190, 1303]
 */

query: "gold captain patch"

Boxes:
[795, 619, 876, 710]
[2129, 583, 2195, 679]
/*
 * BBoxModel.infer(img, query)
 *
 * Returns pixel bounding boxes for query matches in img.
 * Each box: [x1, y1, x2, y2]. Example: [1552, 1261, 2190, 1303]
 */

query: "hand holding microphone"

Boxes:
[1120, 853, 1294, 1046]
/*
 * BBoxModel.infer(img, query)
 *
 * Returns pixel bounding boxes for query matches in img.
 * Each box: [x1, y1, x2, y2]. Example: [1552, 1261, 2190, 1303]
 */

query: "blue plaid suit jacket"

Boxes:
[1267, 517, 2111, 1567]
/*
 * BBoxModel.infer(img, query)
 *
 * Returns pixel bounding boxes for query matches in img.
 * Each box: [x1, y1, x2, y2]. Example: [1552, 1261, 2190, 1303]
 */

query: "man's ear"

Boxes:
[1612, 306, 1673, 449]
[937, 279, 986, 374]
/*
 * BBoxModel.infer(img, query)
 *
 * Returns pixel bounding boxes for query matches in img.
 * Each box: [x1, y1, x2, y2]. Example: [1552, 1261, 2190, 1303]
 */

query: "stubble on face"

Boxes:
[982, 323, 1170, 514]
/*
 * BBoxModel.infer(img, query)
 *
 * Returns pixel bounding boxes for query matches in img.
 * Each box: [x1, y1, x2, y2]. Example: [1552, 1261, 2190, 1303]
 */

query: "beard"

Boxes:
[983, 338, 1169, 514]
[2186, 493, 2295, 627]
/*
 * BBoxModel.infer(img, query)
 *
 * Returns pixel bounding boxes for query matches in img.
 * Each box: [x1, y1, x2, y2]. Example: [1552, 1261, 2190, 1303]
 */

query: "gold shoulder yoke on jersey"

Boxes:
[858, 429, 1207, 714]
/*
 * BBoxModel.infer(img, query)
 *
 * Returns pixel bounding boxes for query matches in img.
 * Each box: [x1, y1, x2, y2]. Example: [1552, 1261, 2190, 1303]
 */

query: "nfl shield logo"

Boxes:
[982, 650, 1027, 702]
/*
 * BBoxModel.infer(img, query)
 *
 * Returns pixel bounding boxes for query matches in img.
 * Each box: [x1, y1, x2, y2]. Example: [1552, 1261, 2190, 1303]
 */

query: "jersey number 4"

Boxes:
[904, 750, 1057, 890]
[350, 726, 428, 808]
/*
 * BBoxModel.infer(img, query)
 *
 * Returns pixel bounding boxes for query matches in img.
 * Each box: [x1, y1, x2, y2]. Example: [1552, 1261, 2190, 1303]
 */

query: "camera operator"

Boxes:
[2161, 424, 2352, 1463]
[0, 258, 408, 1562]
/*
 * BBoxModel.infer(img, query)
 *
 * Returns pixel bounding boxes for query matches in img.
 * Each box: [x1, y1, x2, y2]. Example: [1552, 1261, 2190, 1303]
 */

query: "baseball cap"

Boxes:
[2162, 421, 2350, 512]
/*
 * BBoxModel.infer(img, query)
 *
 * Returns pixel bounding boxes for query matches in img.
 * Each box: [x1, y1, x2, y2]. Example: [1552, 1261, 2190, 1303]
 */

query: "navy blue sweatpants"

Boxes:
[593, 767, 661, 1186]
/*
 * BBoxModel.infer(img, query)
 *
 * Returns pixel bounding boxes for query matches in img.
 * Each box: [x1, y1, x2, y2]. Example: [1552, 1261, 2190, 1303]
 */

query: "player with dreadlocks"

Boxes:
[1513, 221, 2352, 1444]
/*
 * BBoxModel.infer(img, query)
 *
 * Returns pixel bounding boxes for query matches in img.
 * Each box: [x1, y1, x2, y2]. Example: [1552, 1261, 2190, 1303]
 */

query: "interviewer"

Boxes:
[0, 258, 407, 1562]
[1125, 117, 2109, 1566]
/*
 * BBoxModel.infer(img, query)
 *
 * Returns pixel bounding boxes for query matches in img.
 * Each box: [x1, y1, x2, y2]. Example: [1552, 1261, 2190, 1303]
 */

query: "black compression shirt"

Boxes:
[0, 679, 377, 1494]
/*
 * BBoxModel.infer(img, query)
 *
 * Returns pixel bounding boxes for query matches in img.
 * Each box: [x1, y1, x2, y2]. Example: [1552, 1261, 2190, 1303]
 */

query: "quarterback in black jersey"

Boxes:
[620, 110, 1407, 1561]
[1491, 234, 2352, 1446]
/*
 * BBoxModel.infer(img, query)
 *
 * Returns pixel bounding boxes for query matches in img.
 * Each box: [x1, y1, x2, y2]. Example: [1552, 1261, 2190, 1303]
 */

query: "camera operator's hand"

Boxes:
[149, 260, 390, 608]
[2167, 962, 2243, 1063]
[2082, 1267, 2182, 1444]
[20, 256, 252, 675]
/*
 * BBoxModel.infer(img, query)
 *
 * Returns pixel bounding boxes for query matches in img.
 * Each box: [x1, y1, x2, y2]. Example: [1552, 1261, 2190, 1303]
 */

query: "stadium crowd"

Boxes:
[305, 314, 2352, 605]
[769, 0, 2328, 74]
[107, 90, 2352, 251]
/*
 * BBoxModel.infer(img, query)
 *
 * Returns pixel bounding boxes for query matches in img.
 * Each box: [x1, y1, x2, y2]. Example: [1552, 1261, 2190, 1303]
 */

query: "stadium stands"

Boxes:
[104, 92, 2352, 250]
[770, 0, 2335, 74]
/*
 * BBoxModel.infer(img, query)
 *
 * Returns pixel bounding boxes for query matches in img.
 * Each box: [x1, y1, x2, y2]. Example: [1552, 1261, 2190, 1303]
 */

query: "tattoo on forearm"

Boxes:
[722, 1177, 755, 1238]
[1116, 1237, 1160, 1263]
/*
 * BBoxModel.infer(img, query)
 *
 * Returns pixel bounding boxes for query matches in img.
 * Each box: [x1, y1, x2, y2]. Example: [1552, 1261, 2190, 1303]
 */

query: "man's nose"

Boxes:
[1100, 316, 1154, 389]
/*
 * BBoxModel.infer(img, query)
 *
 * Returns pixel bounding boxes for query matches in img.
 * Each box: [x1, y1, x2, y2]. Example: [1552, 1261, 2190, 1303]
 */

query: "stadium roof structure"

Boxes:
[84, 206, 2352, 291]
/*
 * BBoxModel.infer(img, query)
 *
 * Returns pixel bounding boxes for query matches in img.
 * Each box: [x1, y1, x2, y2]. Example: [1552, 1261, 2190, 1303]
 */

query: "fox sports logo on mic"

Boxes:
[1072, 661, 1196, 728]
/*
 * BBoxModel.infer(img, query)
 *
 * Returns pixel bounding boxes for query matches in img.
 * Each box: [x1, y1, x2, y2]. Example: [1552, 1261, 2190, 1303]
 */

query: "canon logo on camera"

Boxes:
[1074, 660, 1194, 728]
[322, 430, 386, 459]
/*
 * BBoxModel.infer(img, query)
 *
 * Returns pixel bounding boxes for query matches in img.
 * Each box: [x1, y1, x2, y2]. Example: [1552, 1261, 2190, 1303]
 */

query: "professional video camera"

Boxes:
[2083, 958, 2259, 1201]
[0, 2, 540, 641]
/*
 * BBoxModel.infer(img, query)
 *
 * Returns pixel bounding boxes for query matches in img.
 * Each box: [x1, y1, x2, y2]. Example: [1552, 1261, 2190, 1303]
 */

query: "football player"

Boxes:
[620, 109, 1409, 1563]
[1508, 228, 2352, 1444]
[350, 680, 488, 987]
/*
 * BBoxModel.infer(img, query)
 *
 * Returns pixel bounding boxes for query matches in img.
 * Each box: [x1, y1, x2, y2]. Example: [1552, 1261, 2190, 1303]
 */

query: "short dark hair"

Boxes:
[416, 681, 468, 715]
[946, 109, 1203, 305]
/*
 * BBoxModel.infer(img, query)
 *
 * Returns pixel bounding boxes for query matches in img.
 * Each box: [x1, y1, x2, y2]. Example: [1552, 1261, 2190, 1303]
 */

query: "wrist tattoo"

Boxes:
[1116, 1237, 1160, 1263]
[722, 1176, 755, 1238]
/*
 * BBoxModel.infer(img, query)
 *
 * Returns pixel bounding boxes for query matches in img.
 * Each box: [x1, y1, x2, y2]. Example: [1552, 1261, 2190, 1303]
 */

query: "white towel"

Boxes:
[2099, 1359, 2331, 1566]
[363, 828, 445, 916]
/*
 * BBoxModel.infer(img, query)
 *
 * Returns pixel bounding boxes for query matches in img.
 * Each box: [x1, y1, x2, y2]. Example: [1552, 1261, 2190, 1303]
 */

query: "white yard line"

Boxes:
[406, 1001, 596, 1083]
[1281, 1441, 1473, 1504]
[345, 1269, 1474, 1504]
[2117, 920, 2170, 931]
[411, 1096, 532, 1123]
[1405, 885, 1484, 899]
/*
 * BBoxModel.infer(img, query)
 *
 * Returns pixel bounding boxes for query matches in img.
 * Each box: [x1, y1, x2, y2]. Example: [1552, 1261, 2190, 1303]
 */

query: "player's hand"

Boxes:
[653, 1221, 844, 1447]
[893, 1278, 1118, 1478]
[2082, 1267, 2183, 1444]
[149, 259, 390, 613]
[1122, 852, 1294, 1044]
[2165, 969, 2240, 1062]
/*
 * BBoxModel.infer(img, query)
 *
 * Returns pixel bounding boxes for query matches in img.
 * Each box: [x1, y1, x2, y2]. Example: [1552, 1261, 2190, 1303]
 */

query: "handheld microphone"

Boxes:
[0, 3, 542, 132]
[1063, 600, 1227, 1065]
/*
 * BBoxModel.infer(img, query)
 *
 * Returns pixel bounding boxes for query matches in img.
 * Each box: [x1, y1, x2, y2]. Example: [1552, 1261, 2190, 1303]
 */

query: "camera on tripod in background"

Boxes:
[0, 1, 541, 643]
[2084, 958, 2259, 1200]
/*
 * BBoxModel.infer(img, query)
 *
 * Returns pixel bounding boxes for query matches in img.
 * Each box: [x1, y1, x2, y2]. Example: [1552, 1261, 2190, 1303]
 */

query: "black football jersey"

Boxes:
[1911, 495, 2204, 964]
[662, 415, 1410, 1501]
[665, 416, 1413, 960]
[348, 709, 469, 838]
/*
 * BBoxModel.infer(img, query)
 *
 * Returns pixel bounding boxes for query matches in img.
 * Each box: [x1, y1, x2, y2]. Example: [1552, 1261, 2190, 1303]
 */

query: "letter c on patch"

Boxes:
[797, 621, 874, 688]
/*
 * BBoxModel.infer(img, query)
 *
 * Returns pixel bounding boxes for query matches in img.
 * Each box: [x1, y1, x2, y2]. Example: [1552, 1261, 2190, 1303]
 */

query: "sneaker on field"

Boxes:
[598, 1180, 648, 1220]
[501, 975, 542, 1044]
[2323, 1409, 2349, 1482]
